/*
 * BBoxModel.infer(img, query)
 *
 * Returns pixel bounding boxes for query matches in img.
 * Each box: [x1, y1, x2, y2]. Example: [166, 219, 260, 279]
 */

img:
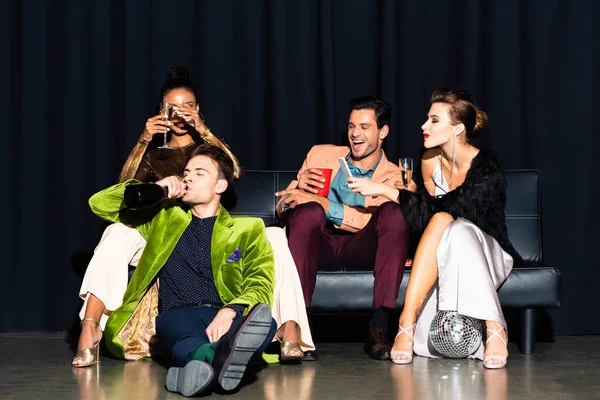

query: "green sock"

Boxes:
[192, 341, 218, 364]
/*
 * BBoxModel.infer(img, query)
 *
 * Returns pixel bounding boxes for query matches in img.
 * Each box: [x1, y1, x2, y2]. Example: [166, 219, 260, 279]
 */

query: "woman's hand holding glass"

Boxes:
[173, 103, 207, 134]
[141, 114, 171, 142]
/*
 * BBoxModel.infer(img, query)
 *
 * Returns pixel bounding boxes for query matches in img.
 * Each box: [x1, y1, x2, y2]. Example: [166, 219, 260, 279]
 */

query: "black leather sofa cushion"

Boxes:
[310, 267, 561, 311]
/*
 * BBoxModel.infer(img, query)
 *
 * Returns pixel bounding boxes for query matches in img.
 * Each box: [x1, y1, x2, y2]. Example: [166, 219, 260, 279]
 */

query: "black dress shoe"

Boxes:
[166, 360, 214, 397]
[366, 328, 391, 360]
[302, 350, 319, 362]
[212, 303, 273, 391]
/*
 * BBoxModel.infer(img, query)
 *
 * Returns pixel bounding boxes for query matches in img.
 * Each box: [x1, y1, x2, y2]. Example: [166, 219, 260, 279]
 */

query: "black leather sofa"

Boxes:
[225, 169, 561, 354]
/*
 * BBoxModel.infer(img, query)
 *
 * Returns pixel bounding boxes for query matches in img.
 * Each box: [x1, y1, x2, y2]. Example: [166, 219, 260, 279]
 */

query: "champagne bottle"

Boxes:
[124, 184, 168, 209]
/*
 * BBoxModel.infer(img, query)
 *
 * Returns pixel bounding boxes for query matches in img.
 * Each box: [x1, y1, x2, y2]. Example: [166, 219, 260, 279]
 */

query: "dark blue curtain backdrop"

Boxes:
[0, 0, 597, 335]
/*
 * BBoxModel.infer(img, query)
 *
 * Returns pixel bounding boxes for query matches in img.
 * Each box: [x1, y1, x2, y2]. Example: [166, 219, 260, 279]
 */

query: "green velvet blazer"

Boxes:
[88, 180, 275, 359]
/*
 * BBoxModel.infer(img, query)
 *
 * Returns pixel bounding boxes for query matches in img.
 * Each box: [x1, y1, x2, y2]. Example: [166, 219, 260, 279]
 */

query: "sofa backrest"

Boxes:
[225, 169, 542, 265]
[224, 171, 296, 226]
[504, 169, 542, 265]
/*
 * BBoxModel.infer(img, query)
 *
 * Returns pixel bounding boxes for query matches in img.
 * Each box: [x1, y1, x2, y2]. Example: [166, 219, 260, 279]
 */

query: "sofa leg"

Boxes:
[518, 308, 536, 354]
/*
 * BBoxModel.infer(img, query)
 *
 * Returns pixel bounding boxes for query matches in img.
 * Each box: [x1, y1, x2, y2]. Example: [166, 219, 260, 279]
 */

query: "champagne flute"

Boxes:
[158, 102, 174, 149]
[399, 158, 413, 189]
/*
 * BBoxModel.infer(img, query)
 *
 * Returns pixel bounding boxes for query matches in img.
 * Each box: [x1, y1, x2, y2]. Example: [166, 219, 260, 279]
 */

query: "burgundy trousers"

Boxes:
[287, 202, 409, 309]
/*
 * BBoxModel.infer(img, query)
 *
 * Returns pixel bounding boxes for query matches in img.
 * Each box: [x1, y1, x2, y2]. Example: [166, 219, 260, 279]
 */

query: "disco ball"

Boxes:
[429, 311, 483, 358]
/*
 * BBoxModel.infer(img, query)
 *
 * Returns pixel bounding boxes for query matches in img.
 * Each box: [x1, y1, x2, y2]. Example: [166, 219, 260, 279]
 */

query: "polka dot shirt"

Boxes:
[158, 215, 245, 316]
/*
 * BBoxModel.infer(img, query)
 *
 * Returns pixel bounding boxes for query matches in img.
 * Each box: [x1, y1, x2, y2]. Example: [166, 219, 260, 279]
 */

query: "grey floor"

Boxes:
[0, 334, 599, 400]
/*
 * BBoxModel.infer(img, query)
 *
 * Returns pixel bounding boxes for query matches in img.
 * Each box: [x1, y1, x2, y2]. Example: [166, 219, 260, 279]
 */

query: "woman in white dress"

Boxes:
[347, 88, 521, 369]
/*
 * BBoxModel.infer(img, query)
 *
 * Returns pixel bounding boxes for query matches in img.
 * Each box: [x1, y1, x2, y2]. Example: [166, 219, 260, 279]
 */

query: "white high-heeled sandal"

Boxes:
[483, 327, 508, 369]
[391, 324, 416, 365]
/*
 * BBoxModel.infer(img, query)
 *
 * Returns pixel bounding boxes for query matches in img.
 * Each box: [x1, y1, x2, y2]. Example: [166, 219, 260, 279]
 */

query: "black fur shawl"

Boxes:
[398, 149, 523, 265]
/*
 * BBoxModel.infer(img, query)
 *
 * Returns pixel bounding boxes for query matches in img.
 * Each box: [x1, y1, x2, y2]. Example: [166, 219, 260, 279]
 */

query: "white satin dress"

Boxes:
[412, 158, 514, 360]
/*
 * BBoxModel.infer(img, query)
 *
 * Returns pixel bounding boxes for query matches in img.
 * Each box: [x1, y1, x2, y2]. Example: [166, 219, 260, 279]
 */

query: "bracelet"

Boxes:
[199, 128, 211, 137]
[138, 135, 152, 144]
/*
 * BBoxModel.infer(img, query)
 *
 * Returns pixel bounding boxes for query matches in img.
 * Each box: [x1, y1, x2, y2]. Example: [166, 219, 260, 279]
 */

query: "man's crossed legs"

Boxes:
[287, 201, 409, 360]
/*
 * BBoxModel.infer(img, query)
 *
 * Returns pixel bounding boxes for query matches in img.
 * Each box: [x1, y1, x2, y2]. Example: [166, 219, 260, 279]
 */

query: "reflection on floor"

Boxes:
[0, 335, 599, 399]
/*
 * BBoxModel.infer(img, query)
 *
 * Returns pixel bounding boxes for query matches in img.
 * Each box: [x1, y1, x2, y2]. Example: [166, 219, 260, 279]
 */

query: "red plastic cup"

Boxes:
[313, 167, 333, 197]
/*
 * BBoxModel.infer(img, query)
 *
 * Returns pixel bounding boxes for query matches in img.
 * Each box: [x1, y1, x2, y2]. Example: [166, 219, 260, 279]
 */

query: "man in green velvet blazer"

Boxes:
[88, 144, 276, 396]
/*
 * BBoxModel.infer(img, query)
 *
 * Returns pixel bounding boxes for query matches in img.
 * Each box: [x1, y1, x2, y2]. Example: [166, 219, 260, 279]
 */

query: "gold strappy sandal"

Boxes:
[279, 339, 304, 364]
[72, 318, 102, 368]
[277, 323, 304, 364]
